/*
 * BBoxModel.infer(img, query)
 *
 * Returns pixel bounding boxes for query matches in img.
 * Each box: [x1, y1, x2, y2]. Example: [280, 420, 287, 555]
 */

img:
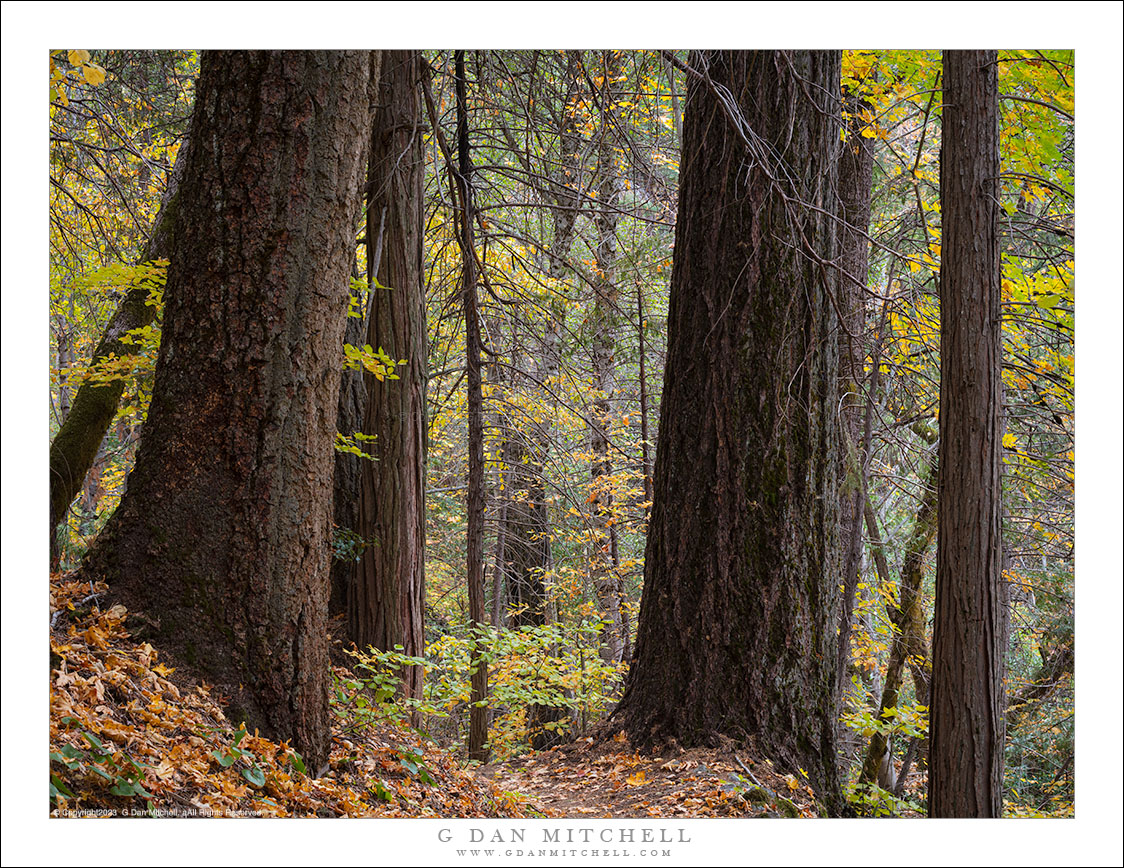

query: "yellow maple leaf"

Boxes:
[626, 771, 647, 787]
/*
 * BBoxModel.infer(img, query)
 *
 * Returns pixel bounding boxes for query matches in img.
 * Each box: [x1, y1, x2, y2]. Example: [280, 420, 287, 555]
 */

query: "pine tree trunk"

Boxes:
[80, 51, 377, 771]
[929, 48, 1007, 818]
[348, 50, 428, 703]
[615, 50, 845, 813]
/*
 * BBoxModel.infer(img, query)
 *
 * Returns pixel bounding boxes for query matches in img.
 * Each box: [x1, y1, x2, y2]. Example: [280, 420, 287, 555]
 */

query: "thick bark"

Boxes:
[49, 140, 188, 544]
[930, 49, 1006, 818]
[615, 50, 845, 813]
[455, 51, 490, 764]
[80, 51, 377, 771]
[348, 50, 428, 704]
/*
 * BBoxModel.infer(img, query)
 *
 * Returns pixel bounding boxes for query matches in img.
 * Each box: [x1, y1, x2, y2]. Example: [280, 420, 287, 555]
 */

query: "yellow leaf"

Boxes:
[83, 64, 106, 86]
[68, 49, 91, 66]
[1003, 433, 1017, 449]
[626, 771, 647, 786]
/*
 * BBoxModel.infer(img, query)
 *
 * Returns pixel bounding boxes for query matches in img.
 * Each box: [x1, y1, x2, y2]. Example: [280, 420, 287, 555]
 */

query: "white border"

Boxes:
[4, 4, 1121, 865]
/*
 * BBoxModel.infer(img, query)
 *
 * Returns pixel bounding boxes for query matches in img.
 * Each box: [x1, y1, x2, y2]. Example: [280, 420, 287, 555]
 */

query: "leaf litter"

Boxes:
[49, 572, 819, 819]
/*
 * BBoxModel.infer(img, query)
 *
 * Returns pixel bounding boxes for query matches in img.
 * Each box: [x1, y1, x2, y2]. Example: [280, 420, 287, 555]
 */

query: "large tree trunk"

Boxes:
[929, 49, 1007, 818]
[80, 51, 378, 771]
[614, 50, 845, 814]
[49, 140, 188, 548]
[347, 51, 428, 704]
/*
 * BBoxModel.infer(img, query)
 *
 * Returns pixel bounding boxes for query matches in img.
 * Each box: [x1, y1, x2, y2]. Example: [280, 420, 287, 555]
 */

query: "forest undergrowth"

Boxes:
[49, 570, 838, 820]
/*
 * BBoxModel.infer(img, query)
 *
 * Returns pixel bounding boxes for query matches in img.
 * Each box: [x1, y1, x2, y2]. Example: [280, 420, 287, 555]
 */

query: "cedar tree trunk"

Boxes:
[929, 49, 1007, 818]
[349, 50, 428, 702]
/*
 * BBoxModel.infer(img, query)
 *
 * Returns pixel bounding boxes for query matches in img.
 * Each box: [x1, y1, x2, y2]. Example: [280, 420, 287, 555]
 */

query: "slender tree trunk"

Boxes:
[49, 139, 189, 545]
[929, 49, 1006, 818]
[835, 89, 876, 703]
[502, 49, 584, 747]
[637, 285, 654, 516]
[80, 51, 377, 771]
[1005, 635, 1073, 732]
[615, 50, 845, 813]
[329, 266, 368, 617]
[589, 50, 626, 668]
[455, 51, 490, 763]
[860, 437, 936, 789]
[348, 50, 428, 704]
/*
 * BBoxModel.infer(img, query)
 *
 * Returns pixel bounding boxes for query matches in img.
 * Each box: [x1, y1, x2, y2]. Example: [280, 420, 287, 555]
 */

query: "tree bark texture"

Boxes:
[349, 51, 428, 703]
[615, 50, 845, 813]
[49, 140, 189, 545]
[929, 49, 1006, 818]
[81, 51, 378, 771]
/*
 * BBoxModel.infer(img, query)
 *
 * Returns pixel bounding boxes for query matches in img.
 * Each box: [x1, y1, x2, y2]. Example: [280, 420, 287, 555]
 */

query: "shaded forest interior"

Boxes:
[47, 49, 1075, 819]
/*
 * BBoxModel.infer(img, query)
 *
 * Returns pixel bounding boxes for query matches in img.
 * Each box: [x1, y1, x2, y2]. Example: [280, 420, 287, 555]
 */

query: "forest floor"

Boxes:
[48, 571, 820, 819]
[480, 737, 820, 818]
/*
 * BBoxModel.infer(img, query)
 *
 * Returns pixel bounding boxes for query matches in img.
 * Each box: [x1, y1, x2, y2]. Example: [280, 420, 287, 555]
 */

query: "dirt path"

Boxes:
[480, 732, 820, 818]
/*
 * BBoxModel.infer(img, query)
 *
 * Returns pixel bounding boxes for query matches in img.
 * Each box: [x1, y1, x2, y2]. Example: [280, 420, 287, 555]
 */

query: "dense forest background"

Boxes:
[3, 11, 1123, 866]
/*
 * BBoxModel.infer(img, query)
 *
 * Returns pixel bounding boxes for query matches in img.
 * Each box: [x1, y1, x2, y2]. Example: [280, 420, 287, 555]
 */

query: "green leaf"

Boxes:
[372, 780, 394, 802]
[50, 773, 76, 799]
[242, 766, 266, 788]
